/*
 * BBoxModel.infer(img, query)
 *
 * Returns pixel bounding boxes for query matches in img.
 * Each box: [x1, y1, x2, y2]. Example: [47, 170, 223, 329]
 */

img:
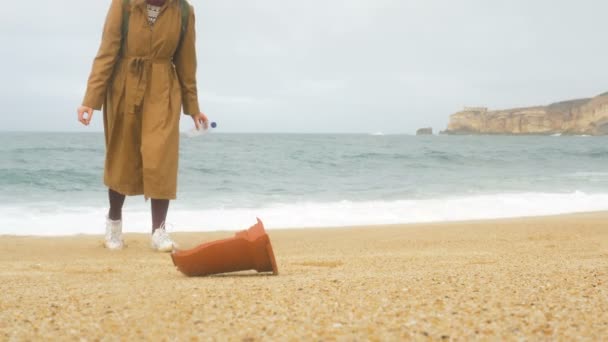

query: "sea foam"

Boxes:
[3, 191, 608, 236]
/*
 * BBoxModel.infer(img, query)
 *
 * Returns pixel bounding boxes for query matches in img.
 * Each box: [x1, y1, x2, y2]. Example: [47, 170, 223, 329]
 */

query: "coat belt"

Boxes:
[121, 56, 173, 115]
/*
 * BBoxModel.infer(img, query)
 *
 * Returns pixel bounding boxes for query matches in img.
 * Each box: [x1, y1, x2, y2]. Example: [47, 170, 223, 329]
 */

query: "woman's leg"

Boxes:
[151, 199, 170, 232]
[108, 188, 126, 220]
[105, 188, 126, 250]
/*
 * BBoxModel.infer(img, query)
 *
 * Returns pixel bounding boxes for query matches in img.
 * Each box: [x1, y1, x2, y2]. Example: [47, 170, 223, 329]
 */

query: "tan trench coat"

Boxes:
[83, 0, 200, 200]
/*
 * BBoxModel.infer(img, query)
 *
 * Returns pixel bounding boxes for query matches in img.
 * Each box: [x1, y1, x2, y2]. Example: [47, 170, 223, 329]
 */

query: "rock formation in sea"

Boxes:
[416, 127, 433, 135]
[443, 92, 608, 135]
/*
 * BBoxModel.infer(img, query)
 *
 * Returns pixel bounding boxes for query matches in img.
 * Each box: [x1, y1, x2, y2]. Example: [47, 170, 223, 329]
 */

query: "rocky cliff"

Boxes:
[416, 127, 433, 135]
[444, 92, 608, 135]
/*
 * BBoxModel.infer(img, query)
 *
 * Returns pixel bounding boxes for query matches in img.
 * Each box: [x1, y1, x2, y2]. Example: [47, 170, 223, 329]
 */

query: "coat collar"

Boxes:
[132, 0, 177, 8]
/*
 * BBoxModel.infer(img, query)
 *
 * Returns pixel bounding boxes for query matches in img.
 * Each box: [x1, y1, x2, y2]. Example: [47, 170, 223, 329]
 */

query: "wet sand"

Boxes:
[1, 212, 607, 340]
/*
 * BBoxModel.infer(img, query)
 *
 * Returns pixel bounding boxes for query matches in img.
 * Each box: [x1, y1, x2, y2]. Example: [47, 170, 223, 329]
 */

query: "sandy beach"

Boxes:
[1, 212, 607, 340]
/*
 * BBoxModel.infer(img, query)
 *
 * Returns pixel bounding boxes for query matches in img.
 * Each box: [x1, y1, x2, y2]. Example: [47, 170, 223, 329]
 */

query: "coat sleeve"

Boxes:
[82, 0, 123, 110]
[174, 4, 201, 116]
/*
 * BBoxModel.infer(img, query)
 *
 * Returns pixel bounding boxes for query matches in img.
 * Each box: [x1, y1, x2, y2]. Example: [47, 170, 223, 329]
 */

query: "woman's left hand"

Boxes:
[192, 112, 209, 130]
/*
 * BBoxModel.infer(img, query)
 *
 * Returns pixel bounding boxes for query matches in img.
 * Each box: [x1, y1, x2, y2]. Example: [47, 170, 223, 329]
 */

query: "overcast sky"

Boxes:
[0, 0, 606, 133]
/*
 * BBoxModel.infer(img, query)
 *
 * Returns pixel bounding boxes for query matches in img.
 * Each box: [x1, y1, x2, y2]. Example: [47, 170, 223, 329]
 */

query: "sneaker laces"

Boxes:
[154, 222, 177, 247]
[106, 218, 122, 237]
[105, 218, 123, 249]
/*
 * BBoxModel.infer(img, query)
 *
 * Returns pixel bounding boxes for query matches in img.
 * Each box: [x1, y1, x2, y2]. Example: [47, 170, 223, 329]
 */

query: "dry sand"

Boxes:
[1, 212, 607, 340]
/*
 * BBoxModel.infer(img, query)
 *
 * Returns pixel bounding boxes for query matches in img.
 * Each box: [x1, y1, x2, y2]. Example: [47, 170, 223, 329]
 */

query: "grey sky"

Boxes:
[0, 0, 606, 133]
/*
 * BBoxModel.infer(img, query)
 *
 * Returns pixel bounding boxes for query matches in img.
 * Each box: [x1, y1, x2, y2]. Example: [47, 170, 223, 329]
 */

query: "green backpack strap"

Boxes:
[120, 0, 131, 56]
[178, 0, 190, 49]
[120, 0, 189, 56]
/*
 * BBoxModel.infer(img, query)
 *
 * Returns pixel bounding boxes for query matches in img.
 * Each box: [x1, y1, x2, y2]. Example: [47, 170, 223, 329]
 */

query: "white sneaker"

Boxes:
[151, 225, 176, 252]
[105, 217, 124, 250]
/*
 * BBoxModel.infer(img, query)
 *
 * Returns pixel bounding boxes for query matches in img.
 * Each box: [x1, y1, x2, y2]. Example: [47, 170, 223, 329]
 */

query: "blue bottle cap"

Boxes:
[211, 122, 217, 129]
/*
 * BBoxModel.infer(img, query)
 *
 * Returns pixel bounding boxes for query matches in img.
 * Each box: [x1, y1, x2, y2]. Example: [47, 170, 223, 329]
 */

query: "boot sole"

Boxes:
[171, 218, 279, 276]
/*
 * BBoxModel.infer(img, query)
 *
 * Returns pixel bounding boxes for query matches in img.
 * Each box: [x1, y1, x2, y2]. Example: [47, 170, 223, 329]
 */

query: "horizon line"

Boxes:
[0, 130, 415, 135]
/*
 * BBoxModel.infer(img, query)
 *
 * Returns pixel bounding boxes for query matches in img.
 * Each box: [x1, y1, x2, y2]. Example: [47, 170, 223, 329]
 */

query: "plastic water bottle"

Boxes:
[186, 122, 217, 138]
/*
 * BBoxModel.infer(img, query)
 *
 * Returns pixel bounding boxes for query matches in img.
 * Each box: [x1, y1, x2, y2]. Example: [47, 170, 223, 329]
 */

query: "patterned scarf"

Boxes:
[147, 0, 166, 6]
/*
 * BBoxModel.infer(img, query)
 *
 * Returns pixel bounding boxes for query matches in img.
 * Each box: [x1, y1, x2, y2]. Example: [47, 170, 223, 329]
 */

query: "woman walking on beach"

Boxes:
[77, 0, 208, 251]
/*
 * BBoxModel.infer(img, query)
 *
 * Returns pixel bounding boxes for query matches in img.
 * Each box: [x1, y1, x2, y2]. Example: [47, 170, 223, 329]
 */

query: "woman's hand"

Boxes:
[192, 112, 209, 130]
[77, 106, 94, 126]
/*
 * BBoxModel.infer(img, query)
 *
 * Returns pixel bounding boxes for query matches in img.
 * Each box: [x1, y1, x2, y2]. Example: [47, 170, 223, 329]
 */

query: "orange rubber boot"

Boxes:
[171, 218, 279, 277]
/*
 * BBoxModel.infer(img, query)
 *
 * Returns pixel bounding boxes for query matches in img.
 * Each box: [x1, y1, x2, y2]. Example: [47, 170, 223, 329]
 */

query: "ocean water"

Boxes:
[1, 132, 608, 236]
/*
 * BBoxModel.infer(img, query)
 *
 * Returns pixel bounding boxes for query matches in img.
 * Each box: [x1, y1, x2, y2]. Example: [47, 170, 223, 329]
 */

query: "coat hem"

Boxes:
[104, 182, 177, 200]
